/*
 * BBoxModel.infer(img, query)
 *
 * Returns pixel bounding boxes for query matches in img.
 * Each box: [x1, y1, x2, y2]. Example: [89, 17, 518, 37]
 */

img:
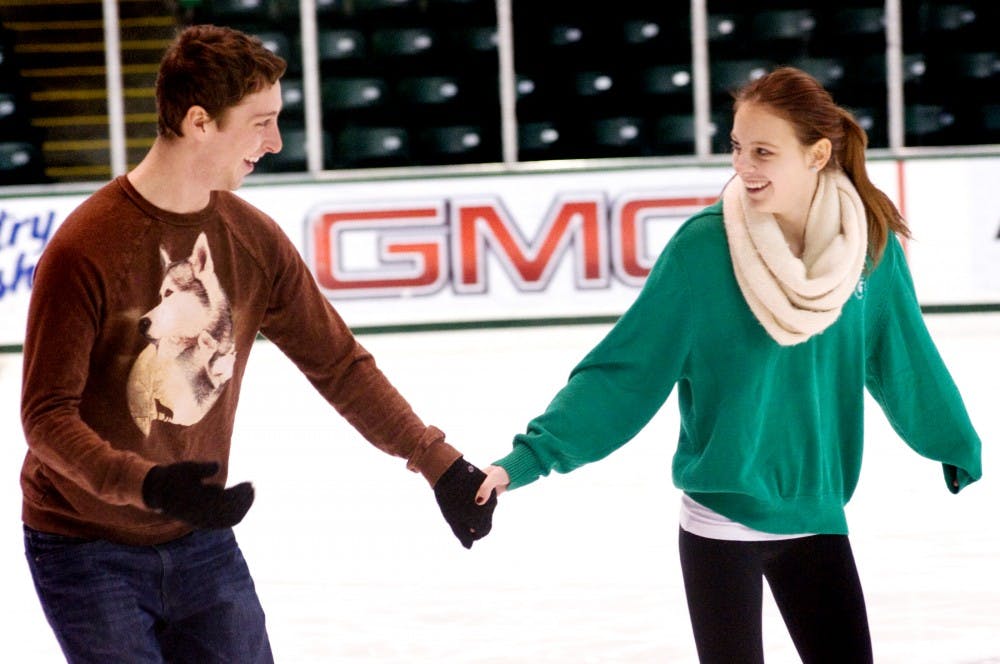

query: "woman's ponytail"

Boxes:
[837, 108, 910, 264]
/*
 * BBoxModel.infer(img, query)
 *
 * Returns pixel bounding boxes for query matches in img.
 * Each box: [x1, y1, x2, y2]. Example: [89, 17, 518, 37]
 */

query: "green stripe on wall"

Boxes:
[2, 305, 998, 355]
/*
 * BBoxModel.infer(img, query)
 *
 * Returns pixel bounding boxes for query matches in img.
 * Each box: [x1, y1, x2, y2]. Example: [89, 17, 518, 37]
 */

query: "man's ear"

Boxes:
[182, 105, 213, 138]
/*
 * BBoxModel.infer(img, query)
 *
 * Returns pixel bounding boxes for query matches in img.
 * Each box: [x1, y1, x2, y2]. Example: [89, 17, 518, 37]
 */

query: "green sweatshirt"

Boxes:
[496, 201, 982, 535]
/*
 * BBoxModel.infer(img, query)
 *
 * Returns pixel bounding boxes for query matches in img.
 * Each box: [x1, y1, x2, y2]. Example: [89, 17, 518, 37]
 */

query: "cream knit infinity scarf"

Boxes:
[722, 169, 868, 346]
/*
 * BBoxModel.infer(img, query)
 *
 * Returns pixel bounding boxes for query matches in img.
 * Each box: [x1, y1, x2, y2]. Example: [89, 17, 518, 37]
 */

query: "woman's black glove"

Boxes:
[142, 461, 254, 529]
[433, 457, 497, 549]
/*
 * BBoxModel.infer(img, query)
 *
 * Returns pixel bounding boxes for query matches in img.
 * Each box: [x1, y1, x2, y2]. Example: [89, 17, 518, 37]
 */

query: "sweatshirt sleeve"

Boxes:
[258, 229, 459, 486]
[496, 235, 695, 489]
[21, 237, 155, 508]
[864, 235, 983, 492]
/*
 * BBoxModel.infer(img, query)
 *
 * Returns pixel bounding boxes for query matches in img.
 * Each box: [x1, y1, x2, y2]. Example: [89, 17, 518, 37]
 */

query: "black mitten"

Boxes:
[142, 461, 254, 529]
[433, 457, 497, 549]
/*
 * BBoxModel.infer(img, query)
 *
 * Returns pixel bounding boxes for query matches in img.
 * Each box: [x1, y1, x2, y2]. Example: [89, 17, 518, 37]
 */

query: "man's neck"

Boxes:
[127, 138, 213, 214]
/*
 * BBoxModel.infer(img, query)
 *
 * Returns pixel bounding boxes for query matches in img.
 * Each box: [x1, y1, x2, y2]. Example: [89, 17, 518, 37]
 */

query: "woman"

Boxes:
[474, 67, 982, 662]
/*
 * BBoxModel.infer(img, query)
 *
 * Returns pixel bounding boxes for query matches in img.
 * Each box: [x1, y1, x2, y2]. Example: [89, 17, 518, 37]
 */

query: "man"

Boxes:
[20, 25, 494, 663]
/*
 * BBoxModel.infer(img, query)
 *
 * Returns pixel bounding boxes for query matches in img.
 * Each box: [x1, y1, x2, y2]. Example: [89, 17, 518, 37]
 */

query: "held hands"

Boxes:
[433, 457, 498, 549]
[142, 461, 255, 529]
[475, 465, 510, 505]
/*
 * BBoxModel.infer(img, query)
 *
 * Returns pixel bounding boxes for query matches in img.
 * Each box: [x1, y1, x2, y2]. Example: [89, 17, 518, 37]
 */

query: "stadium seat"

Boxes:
[786, 56, 847, 92]
[814, 6, 885, 58]
[653, 114, 696, 150]
[953, 51, 999, 80]
[321, 78, 388, 111]
[452, 26, 497, 53]
[574, 71, 615, 97]
[550, 24, 585, 47]
[832, 6, 885, 37]
[255, 31, 294, 65]
[654, 113, 722, 156]
[0, 141, 44, 184]
[0, 91, 19, 125]
[514, 74, 548, 120]
[623, 19, 662, 45]
[592, 116, 643, 148]
[923, 3, 979, 34]
[848, 106, 887, 148]
[904, 54, 929, 83]
[710, 59, 773, 95]
[751, 9, 816, 42]
[336, 126, 409, 164]
[980, 103, 1000, 139]
[315, 0, 341, 16]
[279, 78, 304, 124]
[417, 125, 487, 159]
[923, 51, 998, 104]
[371, 28, 436, 58]
[640, 64, 692, 96]
[518, 121, 560, 154]
[516, 74, 537, 100]
[318, 29, 365, 61]
[708, 13, 743, 43]
[207, 0, 271, 21]
[396, 76, 462, 105]
[905, 104, 956, 143]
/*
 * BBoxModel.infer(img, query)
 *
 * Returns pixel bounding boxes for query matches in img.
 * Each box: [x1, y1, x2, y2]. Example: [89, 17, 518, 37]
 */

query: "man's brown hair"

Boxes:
[156, 25, 287, 138]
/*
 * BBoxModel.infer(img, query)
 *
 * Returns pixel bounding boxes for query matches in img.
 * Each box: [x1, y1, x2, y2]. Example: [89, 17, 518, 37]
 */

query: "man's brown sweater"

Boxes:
[21, 176, 459, 545]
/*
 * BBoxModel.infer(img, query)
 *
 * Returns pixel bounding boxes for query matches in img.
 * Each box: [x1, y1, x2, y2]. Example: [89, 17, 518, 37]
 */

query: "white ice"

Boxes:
[2, 313, 998, 663]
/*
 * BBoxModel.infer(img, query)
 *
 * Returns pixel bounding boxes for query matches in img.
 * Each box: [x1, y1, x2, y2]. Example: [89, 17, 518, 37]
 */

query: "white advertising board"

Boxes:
[1, 158, 997, 348]
[0, 194, 88, 347]
[900, 158, 1000, 304]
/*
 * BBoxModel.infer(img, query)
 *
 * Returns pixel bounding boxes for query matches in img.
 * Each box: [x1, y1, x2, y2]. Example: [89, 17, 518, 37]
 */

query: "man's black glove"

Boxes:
[433, 457, 497, 549]
[142, 461, 254, 529]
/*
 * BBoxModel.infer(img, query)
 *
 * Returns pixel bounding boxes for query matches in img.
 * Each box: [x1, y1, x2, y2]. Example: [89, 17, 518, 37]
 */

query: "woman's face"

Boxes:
[730, 102, 824, 226]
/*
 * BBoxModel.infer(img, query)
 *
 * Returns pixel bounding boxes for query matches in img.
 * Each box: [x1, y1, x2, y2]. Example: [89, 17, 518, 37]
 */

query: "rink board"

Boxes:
[1, 157, 999, 346]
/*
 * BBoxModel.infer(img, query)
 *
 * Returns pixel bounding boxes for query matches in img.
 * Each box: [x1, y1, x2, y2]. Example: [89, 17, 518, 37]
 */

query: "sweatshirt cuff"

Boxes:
[494, 443, 544, 490]
[407, 425, 462, 486]
[944, 462, 981, 495]
[126, 456, 158, 509]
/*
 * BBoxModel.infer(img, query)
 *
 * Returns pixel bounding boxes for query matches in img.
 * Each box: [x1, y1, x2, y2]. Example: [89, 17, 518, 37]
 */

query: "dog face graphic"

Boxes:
[127, 233, 236, 436]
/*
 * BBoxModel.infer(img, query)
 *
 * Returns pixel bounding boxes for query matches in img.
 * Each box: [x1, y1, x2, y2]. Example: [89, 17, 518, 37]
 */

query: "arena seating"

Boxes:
[0, 0, 997, 182]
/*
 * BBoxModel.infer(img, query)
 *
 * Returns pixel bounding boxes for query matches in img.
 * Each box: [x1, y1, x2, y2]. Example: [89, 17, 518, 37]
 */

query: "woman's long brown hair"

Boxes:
[734, 67, 910, 264]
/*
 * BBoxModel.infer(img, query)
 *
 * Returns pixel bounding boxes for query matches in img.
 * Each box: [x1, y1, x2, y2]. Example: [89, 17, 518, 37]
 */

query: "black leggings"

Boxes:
[678, 528, 873, 664]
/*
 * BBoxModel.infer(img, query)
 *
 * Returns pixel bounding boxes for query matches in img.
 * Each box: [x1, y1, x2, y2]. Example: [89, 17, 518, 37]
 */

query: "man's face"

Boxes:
[205, 82, 283, 191]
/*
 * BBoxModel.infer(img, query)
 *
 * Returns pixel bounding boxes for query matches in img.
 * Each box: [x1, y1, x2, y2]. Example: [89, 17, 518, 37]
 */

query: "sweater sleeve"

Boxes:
[864, 235, 983, 492]
[258, 229, 459, 486]
[496, 235, 695, 489]
[21, 237, 154, 508]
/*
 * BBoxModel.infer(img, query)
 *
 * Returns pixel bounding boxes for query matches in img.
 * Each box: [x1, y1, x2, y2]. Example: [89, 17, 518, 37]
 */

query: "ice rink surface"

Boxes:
[2, 313, 998, 663]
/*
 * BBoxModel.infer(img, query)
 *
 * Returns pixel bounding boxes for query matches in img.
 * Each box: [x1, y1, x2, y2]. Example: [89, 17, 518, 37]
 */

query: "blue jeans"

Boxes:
[24, 525, 273, 664]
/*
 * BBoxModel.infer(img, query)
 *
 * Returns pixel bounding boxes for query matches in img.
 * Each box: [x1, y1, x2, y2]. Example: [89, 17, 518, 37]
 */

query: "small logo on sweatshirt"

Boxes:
[854, 275, 867, 300]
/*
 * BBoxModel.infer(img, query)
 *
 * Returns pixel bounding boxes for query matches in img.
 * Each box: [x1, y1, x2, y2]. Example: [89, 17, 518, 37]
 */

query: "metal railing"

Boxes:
[3, 0, 999, 198]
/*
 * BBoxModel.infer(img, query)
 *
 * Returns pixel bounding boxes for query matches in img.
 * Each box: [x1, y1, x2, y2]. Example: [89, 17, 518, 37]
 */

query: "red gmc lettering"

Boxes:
[612, 195, 717, 286]
[307, 203, 448, 299]
[452, 194, 608, 294]
[306, 192, 716, 299]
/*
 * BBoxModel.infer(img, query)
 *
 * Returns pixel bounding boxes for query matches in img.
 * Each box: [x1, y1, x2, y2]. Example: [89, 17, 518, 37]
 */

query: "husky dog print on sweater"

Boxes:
[127, 232, 237, 436]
